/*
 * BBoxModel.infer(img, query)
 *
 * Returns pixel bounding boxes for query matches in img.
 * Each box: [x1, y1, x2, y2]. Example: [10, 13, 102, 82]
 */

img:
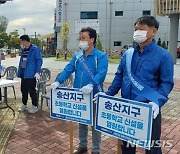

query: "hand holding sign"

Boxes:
[93, 92, 106, 103]
[50, 82, 60, 91]
[80, 84, 93, 94]
[149, 101, 159, 119]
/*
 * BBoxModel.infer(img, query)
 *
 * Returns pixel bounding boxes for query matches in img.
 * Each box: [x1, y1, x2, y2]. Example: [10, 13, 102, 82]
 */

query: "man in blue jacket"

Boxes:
[95, 16, 174, 154]
[18, 35, 43, 113]
[51, 27, 108, 154]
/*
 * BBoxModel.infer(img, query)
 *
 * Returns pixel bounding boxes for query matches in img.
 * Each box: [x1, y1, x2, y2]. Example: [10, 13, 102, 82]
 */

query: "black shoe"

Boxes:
[92, 152, 99, 154]
[73, 147, 87, 154]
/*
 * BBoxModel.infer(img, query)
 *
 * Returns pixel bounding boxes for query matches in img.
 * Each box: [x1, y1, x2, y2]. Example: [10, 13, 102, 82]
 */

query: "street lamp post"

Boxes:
[35, 32, 37, 45]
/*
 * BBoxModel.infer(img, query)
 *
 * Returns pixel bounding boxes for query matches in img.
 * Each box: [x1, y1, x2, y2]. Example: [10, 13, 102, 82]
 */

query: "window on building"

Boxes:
[114, 41, 121, 46]
[80, 12, 98, 19]
[143, 10, 151, 16]
[115, 11, 123, 16]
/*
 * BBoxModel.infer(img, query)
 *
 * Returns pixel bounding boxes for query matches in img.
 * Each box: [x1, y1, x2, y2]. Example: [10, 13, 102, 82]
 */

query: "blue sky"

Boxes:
[0, 0, 56, 36]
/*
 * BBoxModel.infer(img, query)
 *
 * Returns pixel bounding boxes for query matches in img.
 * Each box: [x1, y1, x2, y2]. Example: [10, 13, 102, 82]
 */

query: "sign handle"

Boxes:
[117, 139, 122, 154]
[69, 122, 74, 154]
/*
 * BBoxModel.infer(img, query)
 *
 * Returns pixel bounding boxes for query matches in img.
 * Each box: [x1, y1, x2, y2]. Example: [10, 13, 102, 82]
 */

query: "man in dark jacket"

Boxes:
[18, 35, 43, 113]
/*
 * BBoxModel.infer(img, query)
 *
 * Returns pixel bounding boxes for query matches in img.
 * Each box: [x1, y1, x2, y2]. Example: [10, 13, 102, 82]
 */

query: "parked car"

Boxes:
[177, 47, 180, 58]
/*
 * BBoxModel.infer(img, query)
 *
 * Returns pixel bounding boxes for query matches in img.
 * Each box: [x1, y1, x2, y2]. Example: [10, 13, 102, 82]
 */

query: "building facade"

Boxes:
[155, 0, 180, 63]
[55, 0, 177, 51]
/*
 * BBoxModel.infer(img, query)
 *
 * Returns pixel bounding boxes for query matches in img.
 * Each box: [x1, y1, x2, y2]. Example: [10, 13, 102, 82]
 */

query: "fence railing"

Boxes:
[155, 0, 180, 15]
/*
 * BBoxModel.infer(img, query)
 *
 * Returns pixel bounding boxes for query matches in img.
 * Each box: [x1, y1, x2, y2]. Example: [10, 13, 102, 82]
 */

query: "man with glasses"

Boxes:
[51, 27, 108, 154]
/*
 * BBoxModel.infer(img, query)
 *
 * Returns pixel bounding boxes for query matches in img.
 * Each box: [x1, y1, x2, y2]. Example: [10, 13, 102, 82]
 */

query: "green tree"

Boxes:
[0, 16, 8, 48]
[161, 41, 167, 49]
[7, 30, 20, 49]
[0, 32, 8, 48]
[40, 40, 47, 51]
[31, 38, 41, 47]
[157, 38, 162, 46]
[133, 41, 136, 46]
[0, 15, 8, 32]
[96, 35, 103, 51]
[60, 22, 70, 59]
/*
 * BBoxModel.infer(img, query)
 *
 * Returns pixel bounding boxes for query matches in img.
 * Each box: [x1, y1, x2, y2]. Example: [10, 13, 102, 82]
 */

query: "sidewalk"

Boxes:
[1, 56, 180, 154]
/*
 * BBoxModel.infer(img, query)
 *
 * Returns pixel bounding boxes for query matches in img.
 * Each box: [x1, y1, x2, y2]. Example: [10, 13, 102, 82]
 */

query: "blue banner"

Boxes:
[77, 51, 103, 92]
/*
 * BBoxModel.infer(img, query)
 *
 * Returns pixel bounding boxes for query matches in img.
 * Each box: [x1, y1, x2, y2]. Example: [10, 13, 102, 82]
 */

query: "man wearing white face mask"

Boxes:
[51, 27, 108, 154]
[17, 35, 43, 114]
[133, 30, 148, 44]
[94, 16, 174, 154]
[79, 40, 89, 50]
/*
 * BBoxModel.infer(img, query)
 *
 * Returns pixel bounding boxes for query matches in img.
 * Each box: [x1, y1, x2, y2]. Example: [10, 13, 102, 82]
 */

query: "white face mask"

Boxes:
[133, 30, 147, 44]
[79, 41, 89, 50]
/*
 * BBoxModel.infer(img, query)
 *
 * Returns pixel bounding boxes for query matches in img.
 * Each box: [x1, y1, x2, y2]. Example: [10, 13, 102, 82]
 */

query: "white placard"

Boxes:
[50, 87, 93, 126]
[95, 94, 153, 150]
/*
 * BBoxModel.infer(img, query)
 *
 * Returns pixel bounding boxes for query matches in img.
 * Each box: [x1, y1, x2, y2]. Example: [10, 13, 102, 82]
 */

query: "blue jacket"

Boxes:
[106, 40, 174, 107]
[56, 48, 108, 94]
[17, 44, 43, 78]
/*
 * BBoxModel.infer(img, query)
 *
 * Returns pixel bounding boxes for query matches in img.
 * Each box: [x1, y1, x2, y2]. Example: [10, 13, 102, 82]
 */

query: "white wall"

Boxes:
[56, 0, 177, 51]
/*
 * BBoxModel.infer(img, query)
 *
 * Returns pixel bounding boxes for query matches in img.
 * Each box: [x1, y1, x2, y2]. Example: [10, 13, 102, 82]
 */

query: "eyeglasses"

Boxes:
[77, 37, 90, 41]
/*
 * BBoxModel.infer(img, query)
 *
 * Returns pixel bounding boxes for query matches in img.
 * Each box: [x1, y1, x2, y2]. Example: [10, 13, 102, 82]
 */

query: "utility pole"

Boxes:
[35, 32, 37, 45]
[23, 28, 26, 34]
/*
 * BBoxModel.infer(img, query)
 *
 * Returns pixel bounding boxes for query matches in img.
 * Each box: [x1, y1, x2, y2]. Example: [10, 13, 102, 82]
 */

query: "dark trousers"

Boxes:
[21, 78, 38, 107]
[121, 112, 162, 154]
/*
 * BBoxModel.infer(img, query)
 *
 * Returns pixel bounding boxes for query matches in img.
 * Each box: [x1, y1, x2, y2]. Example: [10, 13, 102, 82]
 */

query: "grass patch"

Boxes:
[43, 54, 56, 58]
[55, 56, 120, 64]
[56, 56, 72, 61]
[109, 58, 120, 64]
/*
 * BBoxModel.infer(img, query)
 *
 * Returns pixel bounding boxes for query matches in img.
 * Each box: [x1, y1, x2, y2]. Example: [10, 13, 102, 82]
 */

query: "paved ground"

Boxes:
[0, 55, 180, 154]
